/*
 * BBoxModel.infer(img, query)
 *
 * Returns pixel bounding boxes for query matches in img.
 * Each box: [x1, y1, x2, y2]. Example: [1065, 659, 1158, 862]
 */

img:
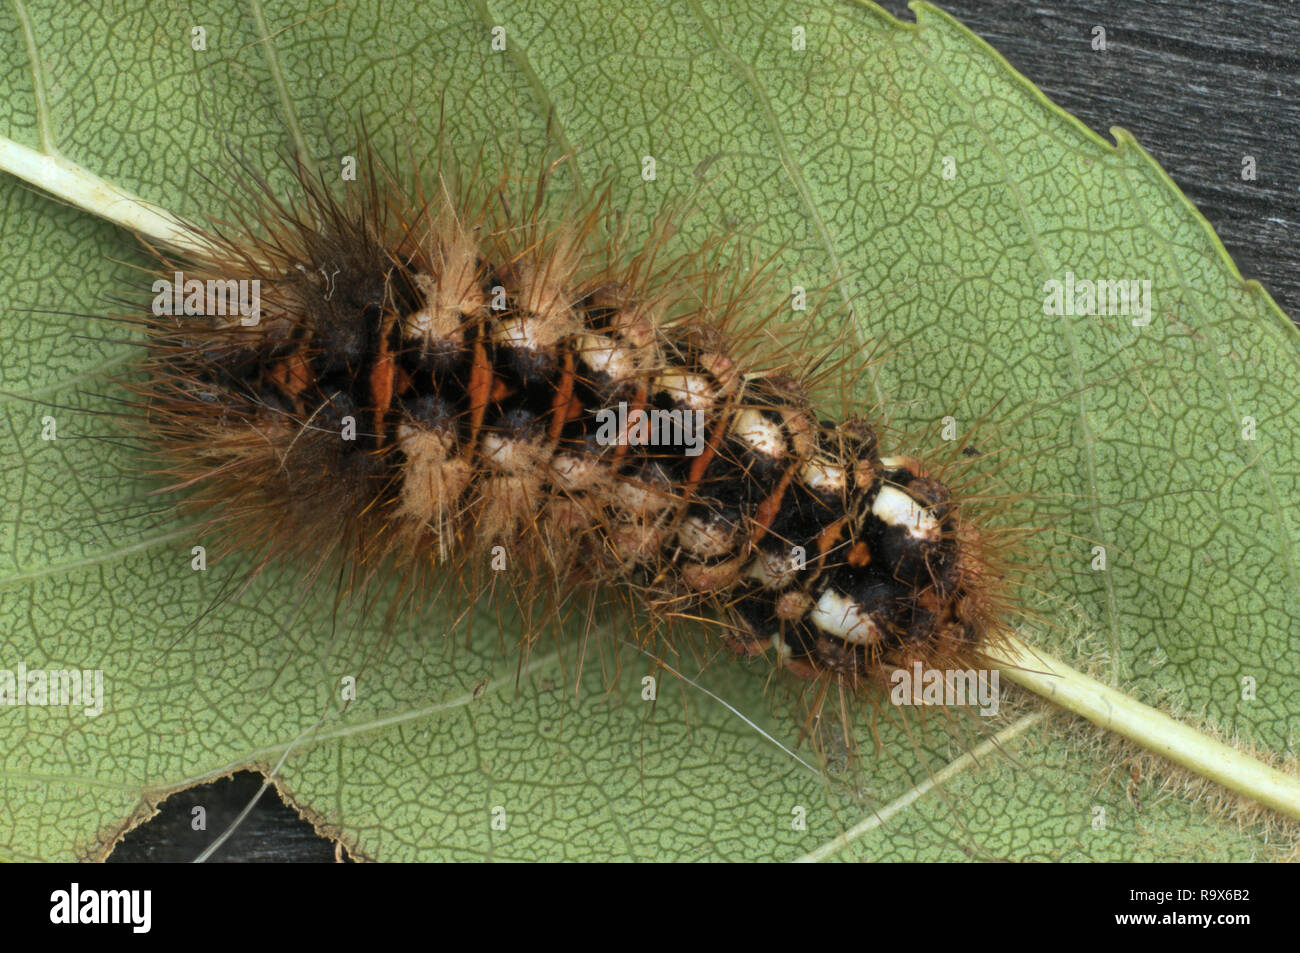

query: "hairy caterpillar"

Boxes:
[2, 0, 1300, 863]
[132, 153, 1012, 702]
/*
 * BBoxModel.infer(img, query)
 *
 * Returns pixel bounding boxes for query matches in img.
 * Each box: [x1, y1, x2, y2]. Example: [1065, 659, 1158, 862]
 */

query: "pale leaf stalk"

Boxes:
[0, 136, 217, 257]
[989, 634, 1300, 821]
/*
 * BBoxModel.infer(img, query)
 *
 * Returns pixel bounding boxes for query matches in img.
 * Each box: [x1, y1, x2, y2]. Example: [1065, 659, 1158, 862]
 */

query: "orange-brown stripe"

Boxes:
[267, 350, 314, 401]
[749, 460, 798, 547]
[369, 316, 396, 442]
[685, 391, 737, 492]
[464, 337, 493, 461]
[815, 517, 848, 558]
[546, 348, 576, 442]
[609, 383, 647, 465]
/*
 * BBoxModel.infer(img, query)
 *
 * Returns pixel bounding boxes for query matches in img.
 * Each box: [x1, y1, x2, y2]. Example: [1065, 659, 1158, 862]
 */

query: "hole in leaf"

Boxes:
[108, 771, 348, 862]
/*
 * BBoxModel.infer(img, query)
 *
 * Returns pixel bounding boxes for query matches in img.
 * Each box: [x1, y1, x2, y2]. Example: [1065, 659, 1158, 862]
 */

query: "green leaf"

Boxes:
[1, 0, 1296, 861]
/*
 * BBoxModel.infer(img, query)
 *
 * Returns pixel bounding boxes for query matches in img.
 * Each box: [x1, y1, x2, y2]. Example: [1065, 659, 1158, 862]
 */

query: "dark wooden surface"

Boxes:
[113, 0, 1299, 862]
[108, 773, 342, 863]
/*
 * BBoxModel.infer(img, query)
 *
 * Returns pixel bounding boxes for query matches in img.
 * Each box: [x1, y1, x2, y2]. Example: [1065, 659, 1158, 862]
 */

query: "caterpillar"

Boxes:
[133, 155, 1010, 701]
